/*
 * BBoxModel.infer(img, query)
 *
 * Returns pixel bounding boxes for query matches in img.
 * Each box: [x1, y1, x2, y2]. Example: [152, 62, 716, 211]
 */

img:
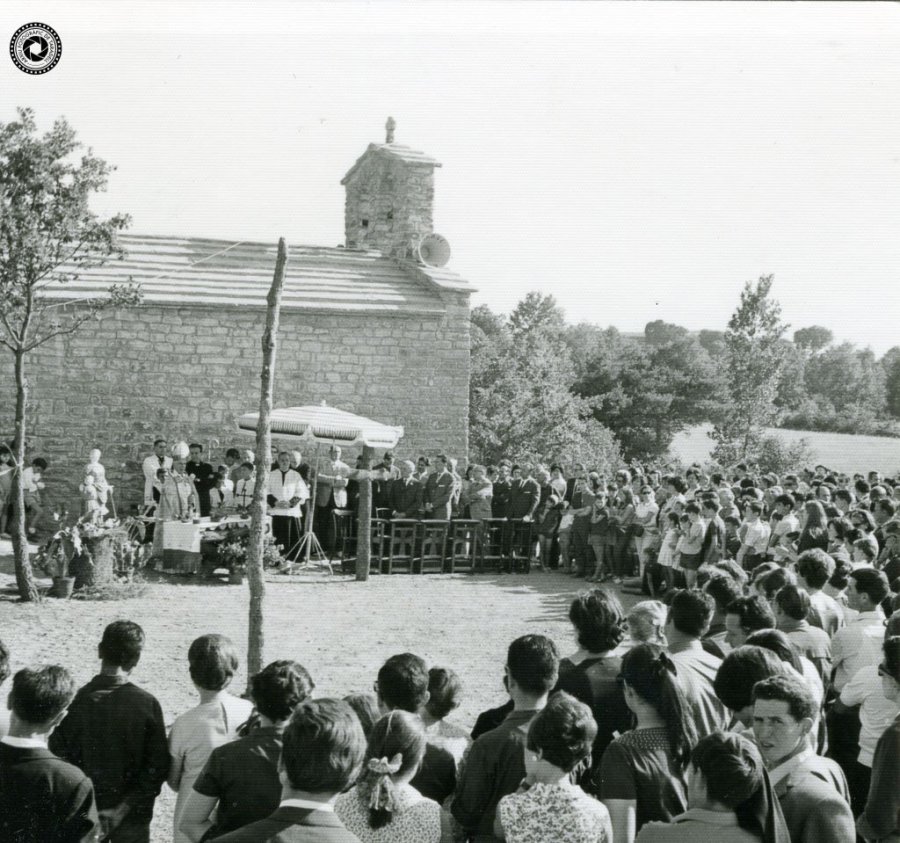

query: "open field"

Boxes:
[671, 424, 900, 475]
[0, 541, 638, 842]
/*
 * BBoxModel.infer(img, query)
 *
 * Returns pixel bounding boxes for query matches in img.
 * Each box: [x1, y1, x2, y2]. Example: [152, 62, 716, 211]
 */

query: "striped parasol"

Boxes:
[236, 401, 403, 450]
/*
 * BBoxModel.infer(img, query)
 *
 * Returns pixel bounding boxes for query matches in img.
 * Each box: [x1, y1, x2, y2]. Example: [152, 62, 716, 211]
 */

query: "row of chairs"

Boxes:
[332, 512, 537, 575]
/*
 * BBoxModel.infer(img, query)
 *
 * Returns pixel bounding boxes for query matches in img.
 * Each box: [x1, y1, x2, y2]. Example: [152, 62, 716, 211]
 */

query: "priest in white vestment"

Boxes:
[266, 450, 309, 562]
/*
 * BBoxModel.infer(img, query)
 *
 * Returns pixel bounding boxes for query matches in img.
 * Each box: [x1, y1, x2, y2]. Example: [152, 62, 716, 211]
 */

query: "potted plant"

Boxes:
[216, 538, 247, 584]
[215, 532, 285, 584]
[262, 535, 285, 570]
[36, 524, 82, 598]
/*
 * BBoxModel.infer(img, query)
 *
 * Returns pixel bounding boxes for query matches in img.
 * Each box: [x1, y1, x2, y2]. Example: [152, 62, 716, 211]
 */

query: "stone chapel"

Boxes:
[2, 119, 472, 511]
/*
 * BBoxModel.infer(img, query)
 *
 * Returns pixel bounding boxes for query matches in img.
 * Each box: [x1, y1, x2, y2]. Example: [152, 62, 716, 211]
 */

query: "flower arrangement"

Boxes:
[36, 513, 149, 584]
[35, 523, 82, 579]
[214, 528, 284, 573]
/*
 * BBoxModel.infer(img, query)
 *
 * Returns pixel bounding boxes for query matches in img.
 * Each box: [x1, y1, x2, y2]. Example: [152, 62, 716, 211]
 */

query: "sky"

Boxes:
[3, 1, 899, 354]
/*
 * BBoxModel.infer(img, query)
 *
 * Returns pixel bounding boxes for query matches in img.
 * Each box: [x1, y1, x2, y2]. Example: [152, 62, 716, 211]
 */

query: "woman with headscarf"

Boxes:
[635, 731, 790, 843]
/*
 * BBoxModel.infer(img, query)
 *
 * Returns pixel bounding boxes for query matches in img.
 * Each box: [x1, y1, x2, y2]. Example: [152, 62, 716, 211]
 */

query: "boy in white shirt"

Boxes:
[737, 501, 770, 571]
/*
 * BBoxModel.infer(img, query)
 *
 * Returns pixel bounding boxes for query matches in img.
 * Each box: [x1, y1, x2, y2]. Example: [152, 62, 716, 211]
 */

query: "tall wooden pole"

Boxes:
[11, 346, 39, 601]
[246, 237, 287, 685]
[355, 445, 375, 581]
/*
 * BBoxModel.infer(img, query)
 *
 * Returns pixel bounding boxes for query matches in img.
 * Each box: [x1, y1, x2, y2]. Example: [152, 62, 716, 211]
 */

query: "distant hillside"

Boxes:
[671, 425, 900, 475]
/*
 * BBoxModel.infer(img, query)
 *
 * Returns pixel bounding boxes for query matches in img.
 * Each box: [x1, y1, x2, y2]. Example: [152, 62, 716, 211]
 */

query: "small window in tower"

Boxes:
[386, 211, 393, 221]
[361, 219, 369, 228]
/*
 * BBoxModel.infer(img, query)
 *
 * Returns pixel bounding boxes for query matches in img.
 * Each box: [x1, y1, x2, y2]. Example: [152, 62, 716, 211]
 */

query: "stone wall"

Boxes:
[344, 155, 435, 257]
[0, 297, 470, 514]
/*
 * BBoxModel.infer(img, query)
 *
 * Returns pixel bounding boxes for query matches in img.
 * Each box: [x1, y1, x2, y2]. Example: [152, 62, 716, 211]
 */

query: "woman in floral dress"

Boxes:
[335, 710, 451, 842]
[496, 692, 612, 842]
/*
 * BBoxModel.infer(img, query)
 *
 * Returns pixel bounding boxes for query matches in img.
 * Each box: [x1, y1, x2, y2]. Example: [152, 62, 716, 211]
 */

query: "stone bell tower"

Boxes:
[341, 117, 442, 257]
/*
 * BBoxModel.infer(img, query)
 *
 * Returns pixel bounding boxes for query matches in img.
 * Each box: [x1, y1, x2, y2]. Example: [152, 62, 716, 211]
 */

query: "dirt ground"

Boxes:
[0, 544, 639, 842]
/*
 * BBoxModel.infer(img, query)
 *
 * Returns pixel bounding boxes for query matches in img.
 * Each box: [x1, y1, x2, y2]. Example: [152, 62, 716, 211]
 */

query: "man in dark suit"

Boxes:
[507, 465, 541, 570]
[491, 460, 513, 519]
[215, 698, 364, 842]
[508, 465, 540, 521]
[390, 460, 423, 518]
[752, 675, 855, 843]
[424, 454, 456, 521]
[0, 664, 99, 843]
[372, 451, 400, 512]
[187, 443, 216, 517]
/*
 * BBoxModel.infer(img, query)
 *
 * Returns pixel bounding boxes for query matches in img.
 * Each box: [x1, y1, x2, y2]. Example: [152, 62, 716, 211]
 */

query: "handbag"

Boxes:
[631, 524, 645, 537]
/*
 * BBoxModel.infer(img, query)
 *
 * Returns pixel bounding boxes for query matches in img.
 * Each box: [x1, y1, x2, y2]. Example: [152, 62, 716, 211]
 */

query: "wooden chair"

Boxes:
[332, 509, 357, 574]
[507, 518, 535, 573]
[478, 518, 508, 572]
[385, 519, 417, 574]
[448, 519, 480, 573]
[370, 518, 389, 574]
[417, 520, 450, 573]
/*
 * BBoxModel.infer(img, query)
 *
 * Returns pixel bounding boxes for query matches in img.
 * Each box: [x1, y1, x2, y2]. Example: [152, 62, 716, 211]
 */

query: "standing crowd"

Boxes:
[2, 458, 900, 842]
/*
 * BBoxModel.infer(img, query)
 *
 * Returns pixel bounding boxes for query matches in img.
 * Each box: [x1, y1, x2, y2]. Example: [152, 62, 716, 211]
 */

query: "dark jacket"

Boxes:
[452, 708, 537, 839]
[701, 515, 726, 564]
[389, 477, 423, 517]
[857, 716, 900, 841]
[508, 478, 540, 520]
[214, 806, 361, 843]
[471, 700, 514, 741]
[411, 741, 457, 805]
[0, 741, 99, 842]
[193, 725, 283, 838]
[187, 460, 216, 516]
[49, 674, 169, 820]
[775, 759, 855, 843]
[491, 479, 513, 519]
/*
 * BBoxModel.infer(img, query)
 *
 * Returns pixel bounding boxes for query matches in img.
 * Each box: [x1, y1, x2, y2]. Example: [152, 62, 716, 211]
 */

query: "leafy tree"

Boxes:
[561, 321, 604, 381]
[644, 319, 689, 347]
[469, 302, 620, 470]
[774, 339, 808, 411]
[804, 343, 886, 418]
[575, 326, 725, 461]
[0, 108, 140, 601]
[882, 347, 900, 419]
[507, 291, 565, 338]
[698, 329, 726, 359]
[710, 275, 788, 462]
[793, 325, 833, 353]
[471, 303, 505, 339]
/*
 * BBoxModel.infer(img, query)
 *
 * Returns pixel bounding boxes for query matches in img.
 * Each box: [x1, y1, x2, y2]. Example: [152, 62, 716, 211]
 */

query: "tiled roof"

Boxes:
[38, 234, 470, 314]
[341, 143, 441, 185]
